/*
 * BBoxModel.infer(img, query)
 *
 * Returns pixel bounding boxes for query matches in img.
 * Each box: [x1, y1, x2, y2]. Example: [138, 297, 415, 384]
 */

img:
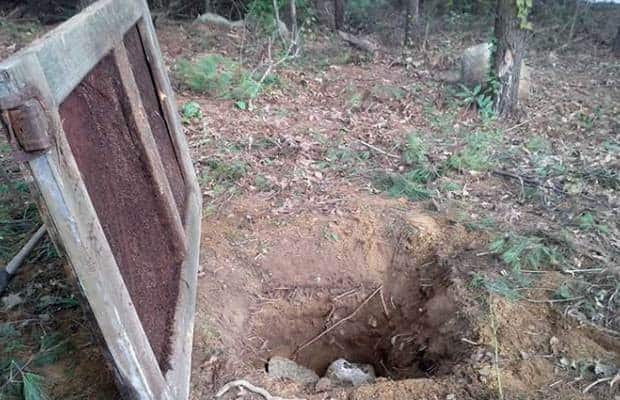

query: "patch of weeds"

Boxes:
[374, 133, 437, 201]
[0, 19, 41, 43]
[319, 144, 370, 174]
[32, 333, 73, 368]
[471, 269, 531, 302]
[577, 212, 609, 235]
[440, 181, 462, 193]
[447, 130, 502, 172]
[455, 84, 495, 120]
[489, 232, 563, 271]
[180, 101, 203, 124]
[373, 171, 433, 201]
[253, 175, 274, 192]
[345, 84, 363, 110]
[201, 158, 248, 192]
[424, 103, 457, 135]
[176, 55, 275, 104]
[462, 215, 496, 231]
[580, 167, 619, 190]
[525, 135, 551, 153]
[0, 328, 71, 399]
[576, 107, 601, 131]
[533, 155, 566, 178]
[371, 84, 406, 101]
[402, 134, 427, 166]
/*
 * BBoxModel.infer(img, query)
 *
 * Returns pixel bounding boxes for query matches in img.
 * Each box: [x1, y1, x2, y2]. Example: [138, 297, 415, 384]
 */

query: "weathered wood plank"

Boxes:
[135, 4, 203, 397]
[0, 1, 202, 398]
[0, 0, 142, 104]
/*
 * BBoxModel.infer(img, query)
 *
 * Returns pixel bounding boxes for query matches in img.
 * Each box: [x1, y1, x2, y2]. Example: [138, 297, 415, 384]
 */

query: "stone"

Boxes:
[315, 377, 332, 392]
[460, 43, 531, 101]
[268, 356, 319, 385]
[325, 358, 376, 387]
[461, 43, 492, 89]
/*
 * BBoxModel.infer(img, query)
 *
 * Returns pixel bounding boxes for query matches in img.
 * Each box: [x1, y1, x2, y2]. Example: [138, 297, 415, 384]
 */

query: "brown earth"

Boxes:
[1, 4, 619, 400]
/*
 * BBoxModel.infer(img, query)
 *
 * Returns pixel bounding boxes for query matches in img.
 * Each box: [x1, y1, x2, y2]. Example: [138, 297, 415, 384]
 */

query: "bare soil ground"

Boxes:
[1, 5, 619, 400]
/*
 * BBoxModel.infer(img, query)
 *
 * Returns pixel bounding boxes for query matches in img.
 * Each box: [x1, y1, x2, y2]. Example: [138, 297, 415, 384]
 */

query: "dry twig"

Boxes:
[216, 379, 305, 400]
[294, 286, 382, 355]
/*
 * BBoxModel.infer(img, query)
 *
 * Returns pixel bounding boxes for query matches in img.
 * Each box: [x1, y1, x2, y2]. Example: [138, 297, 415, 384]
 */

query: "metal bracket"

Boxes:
[0, 78, 53, 160]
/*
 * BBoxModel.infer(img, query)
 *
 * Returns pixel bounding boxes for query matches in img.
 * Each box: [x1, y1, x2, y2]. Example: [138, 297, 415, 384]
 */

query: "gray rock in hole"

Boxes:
[325, 358, 376, 387]
[267, 356, 319, 385]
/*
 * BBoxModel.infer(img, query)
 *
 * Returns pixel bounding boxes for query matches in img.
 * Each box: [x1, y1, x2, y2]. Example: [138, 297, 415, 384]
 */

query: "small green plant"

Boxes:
[489, 233, 562, 270]
[471, 269, 531, 302]
[577, 212, 609, 235]
[402, 134, 428, 166]
[457, 213, 497, 231]
[201, 159, 248, 188]
[180, 101, 203, 124]
[455, 84, 495, 120]
[516, 0, 534, 30]
[321, 145, 370, 174]
[525, 136, 550, 153]
[447, 130, 501, 172]
[176, 56, 273, 104]
[371, 85, 406, 101]
[373, 171, 433, 201]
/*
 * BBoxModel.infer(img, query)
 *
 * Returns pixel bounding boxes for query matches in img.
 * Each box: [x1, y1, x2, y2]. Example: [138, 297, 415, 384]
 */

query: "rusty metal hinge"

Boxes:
[0, 80, 53, 160]
[7, 99, 51, 152]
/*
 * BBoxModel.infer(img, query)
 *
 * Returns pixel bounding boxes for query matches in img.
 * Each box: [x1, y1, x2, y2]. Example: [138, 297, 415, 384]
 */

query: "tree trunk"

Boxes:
[403, 0, 419, 47]
[613, 26, 620, 57]
[289, 0, 299, 54]
[334, 0, 345, 31]
[493, 0, 528, 117]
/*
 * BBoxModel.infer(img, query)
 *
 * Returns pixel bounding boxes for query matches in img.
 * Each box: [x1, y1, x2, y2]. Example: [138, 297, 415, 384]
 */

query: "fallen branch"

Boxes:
[337, 30, 378, 54]
[216, 379, 305, 400]
[0, 225, 47, 295]
[582, 376, 613, 394]
[358, 140, 400, 159]
[194, 12, 245, 29]
[294, 286, 382, 355]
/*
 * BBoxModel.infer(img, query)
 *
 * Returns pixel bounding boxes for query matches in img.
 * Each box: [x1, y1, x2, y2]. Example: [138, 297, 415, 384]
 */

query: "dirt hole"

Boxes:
[197, 205, 478, 394]
[244, 216, 473, 381]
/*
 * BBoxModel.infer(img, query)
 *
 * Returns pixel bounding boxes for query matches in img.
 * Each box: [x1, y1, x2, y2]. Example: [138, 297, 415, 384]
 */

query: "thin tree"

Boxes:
[493, 0, 530, 116]
[334, 0, 345, 31]
[613, 26, 620, 57]
[289, 0, 299, 54]
[403, 0, 419, 47]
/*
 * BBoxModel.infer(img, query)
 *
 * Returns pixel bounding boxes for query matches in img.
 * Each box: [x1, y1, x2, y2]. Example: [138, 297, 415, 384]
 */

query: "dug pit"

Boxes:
[194, 198, 475, 394]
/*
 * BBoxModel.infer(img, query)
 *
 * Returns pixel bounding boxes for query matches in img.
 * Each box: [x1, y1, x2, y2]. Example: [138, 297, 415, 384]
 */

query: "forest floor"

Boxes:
[1, 5, 619, 400]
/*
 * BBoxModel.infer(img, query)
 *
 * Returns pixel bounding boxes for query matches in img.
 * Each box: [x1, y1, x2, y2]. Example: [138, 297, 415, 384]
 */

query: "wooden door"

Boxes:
[0, 1, 201, 399]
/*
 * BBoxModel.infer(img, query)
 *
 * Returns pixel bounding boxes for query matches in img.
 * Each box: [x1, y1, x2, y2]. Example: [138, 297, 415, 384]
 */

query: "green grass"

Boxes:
[201, 158, 248, 188]
[180, 101, 203, 124]
[489, 232, 563, 271]
[176, 55, 277, 105]
[447, 130, 502, 172]
[373, 171, 433, 201]
[471, 270, 531, 302]
[577, 212, 609, 235]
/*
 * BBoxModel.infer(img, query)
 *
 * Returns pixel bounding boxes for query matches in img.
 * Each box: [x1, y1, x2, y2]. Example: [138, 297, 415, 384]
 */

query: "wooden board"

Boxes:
[0, 1, 201, 399]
